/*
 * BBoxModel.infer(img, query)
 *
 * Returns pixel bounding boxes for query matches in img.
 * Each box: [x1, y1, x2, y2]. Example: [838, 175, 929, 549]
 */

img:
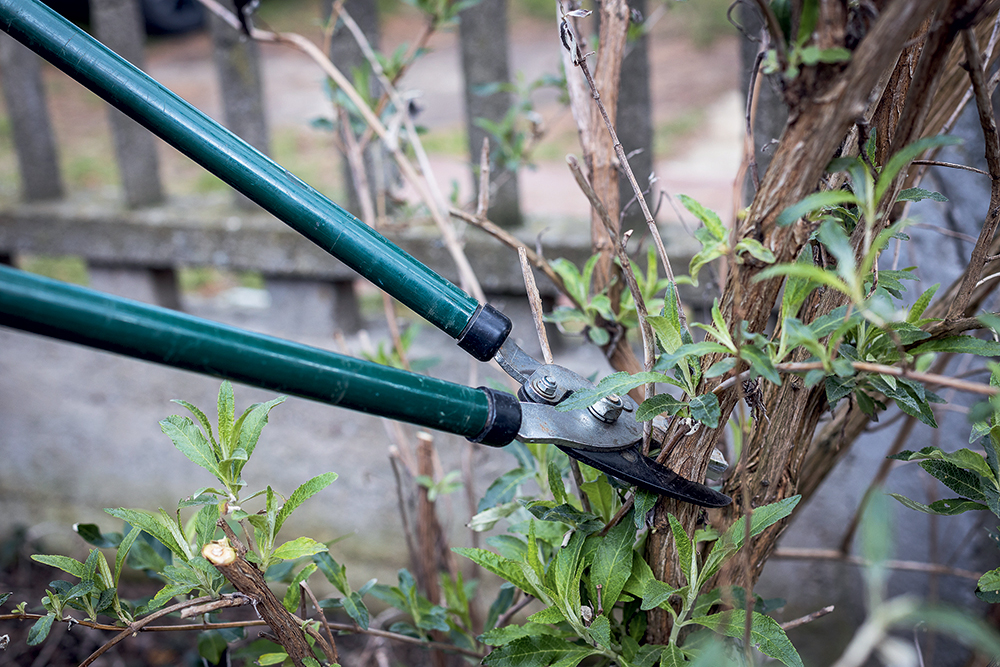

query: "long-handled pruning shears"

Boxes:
[0, 0, 730, 508]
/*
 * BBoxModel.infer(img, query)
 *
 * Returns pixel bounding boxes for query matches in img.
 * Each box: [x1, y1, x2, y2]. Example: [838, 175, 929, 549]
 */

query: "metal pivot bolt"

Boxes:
[530, 374, 559, 401]
[589, 393, 623, 423]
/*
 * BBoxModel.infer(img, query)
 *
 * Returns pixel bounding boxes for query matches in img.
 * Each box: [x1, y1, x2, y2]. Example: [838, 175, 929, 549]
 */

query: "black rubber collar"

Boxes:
[457, 304, 511, 361]
[469, 387, 521, 447]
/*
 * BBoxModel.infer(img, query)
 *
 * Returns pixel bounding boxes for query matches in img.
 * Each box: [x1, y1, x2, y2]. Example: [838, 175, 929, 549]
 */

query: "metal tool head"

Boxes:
[495, 340, 732, 507]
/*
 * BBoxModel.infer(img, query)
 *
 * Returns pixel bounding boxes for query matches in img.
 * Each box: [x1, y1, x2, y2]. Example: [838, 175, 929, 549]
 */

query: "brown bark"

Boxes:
[644, 0, 983, 644]
[202, 540, 320, 667]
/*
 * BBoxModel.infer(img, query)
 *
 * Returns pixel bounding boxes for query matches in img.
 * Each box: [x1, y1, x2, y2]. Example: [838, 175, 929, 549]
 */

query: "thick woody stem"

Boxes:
[202, 539, 317, 666]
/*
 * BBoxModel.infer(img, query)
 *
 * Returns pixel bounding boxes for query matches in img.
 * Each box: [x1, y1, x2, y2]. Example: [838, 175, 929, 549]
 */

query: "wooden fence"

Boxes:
[0, 0, 662, 336]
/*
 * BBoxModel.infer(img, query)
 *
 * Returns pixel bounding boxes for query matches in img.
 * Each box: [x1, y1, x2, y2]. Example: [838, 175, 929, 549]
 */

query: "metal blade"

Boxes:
[559, 444, 732, 508]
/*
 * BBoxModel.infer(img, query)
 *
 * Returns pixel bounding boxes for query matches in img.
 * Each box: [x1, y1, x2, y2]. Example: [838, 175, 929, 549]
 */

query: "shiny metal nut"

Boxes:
[589, 393, 624, 423]
[531, 374, 559, 400]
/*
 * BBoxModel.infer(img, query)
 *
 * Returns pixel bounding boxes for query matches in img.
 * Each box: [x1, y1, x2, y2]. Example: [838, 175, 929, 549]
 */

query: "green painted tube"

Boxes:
[0, 0, 477, 339]
[0, 265, 492, 439]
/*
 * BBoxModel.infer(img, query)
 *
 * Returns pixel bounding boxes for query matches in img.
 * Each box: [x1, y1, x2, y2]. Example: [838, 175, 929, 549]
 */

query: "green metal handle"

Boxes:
[0, 264, 495, 438]
[0, 0, 481, 340]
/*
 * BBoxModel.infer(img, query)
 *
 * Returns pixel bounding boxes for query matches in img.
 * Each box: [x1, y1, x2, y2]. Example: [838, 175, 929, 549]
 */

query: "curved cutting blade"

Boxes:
[559, 444, 732, 508]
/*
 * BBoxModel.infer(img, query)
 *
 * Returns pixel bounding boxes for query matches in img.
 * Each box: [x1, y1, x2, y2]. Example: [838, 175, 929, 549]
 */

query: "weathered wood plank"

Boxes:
[0, 33, 63, 202]
[91, 0, 165, 208]
[208, 12, 270, 210]
[458, 0, 522, 228]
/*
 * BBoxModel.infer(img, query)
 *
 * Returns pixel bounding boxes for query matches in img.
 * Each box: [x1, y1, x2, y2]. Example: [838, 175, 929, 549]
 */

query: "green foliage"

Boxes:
[457, 482, 803, 665]
[25, 383, 341, 664]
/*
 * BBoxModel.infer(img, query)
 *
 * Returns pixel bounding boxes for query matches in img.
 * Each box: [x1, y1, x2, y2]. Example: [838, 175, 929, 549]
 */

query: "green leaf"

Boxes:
[634, 490, 657, 529]
[588, 614, 612, 649]
[275, 472, 338, 535]
[679, 194, 726, 240]
[591, 509, 635, 613]
[283, 562, 318, 613]
[898, 187, 947, 203]
[137, 583, 195, 615]
[776, 190, 858, 226]
[693, 610, 803, 667]
[479, 468, 535, 510]
[909, 284, 940, 322]
[623, 550, 655, 598]
[32, 554, 86, 579]
[888, 493, 989, 516]
[889, 447, 996, 486]
[876, 135, 962, 206]
[755, 263, 852, 298]
[704, 496, 800, 580]
[217, 381, 235, 454]
[272, 537, 328, 561]
[705, 358, 737, 378]
[919, 460, 988, 501]
[453, 548, 535, 595]
[342, 591, 370, 630]
[688, 242, 728, 287]
[667, 514, 694, 585]
[636, 393, 686, 422]
[258, 652, 290, 665]
[235, 396, 286, 464]
[555, 372, 671, 412]
[641, 578, 678, 611]
[548, 461, 568, 505]
[648, 315, 684, 355]
[27, 613, 55, 646]
[469, 502, 521, 532]
[909, 336, 1000, 357]
[798, 45, 851, 64]
[523, 502, 603, 533]
[115, 526, 142, 588]
[527, 605, 567, 625]
[74, 523, 121, 549]
[978, 567, 1000, 597]
[816, 219, 856, 281]
[480, 622, 564, 646]
[659, 644, 688, 667]
[159, 415, 223, 482]
[551, 529, 584, 612]
[781, 250, 819, 319]
[689, 392, 721, 428]
[198, 630, 229, 664]
[483, 635, 598, 667]
[740, 345, 781, 385]
[313, 552, 349, 594]
[735, 238, 776, 264]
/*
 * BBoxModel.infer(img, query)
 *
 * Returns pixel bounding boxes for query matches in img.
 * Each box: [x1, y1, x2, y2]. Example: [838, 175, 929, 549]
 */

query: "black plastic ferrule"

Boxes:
[469, 387, 521, 447]
[457, 303, 511, 362]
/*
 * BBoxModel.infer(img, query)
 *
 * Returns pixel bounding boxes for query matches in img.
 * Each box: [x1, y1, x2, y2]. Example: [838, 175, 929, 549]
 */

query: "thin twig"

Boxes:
[567, 153, 656, 450]
[495, 593, 535, 629]
[0, 613, 487, 658]
[780, 605, 836, 631]
[714, 360, 1000, 397]
[477, 137, 491, 220]
[751, 0, 788, 73]
[772, 548, 982, 580]
[600, 493, 635, 536]
[911, 159, 989, 175]
[178, 593, 252, 618]
[518, 247, 554, 364]
[78, 595, 217, 666]
[302, 582, 339, 665]
[449, 207, 577, 308]
[560, 11, 687, 330]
